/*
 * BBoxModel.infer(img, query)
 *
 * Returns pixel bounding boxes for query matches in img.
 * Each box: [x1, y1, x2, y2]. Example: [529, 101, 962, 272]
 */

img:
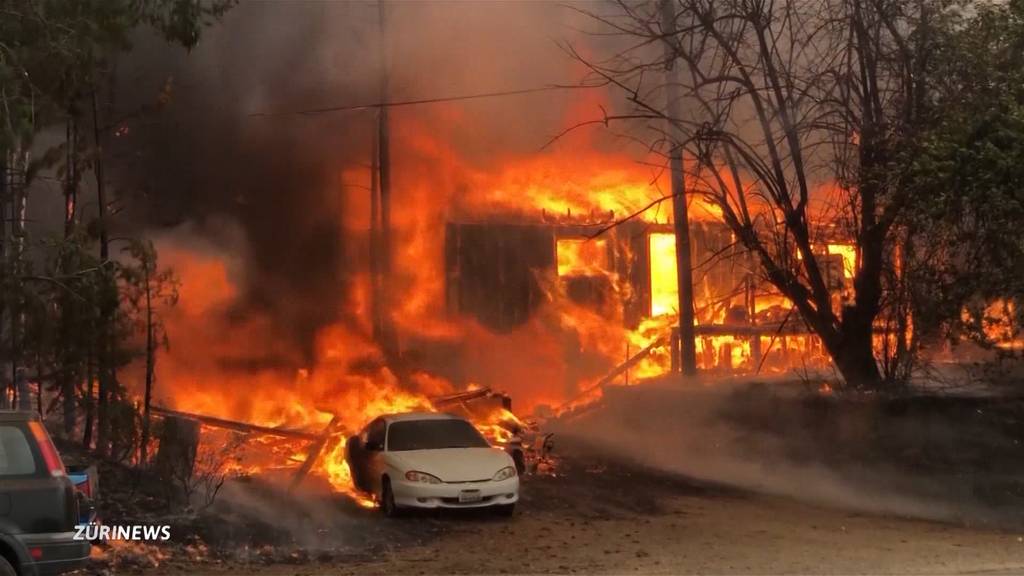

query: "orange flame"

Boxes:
[137, 88, 864, 501]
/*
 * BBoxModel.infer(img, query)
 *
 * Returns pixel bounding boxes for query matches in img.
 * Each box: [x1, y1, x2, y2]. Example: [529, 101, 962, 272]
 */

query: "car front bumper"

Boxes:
[391, 476, 519, 509]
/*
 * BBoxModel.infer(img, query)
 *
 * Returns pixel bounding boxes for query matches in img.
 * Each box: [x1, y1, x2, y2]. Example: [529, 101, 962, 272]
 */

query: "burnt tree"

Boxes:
[574, 0, 934, 388]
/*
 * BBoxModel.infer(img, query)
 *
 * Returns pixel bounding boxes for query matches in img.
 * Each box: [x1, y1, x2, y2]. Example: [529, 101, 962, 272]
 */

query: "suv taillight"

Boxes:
[28, 421, 66, 477]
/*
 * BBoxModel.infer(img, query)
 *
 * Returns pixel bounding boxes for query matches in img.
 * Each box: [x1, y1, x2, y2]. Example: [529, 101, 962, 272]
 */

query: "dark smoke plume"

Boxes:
[109, 0, 594, 363]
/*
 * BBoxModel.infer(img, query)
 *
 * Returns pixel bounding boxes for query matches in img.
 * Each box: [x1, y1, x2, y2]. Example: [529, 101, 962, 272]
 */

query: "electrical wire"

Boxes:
[247, 84, 601, 117]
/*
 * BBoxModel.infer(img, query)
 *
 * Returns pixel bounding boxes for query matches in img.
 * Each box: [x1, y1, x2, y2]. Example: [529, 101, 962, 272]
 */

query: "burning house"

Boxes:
[115, 1, 876, 501]
[134, 122, 875, 504]
[139, 131, 869, 499]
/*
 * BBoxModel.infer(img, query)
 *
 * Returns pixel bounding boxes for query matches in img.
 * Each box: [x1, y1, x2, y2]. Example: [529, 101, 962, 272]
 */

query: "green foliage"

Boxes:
[119, 238, 180, 352]
[0, 0, 233, 155]
[904, 0, 1024, 349]
[0, 0, 228, 452]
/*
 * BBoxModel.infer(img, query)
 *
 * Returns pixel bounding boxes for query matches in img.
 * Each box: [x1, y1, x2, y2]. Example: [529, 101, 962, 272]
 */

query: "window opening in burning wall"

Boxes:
[556, 238, 609, 277]
[648, 233, 679, 317]
[555, 237, 617, 311]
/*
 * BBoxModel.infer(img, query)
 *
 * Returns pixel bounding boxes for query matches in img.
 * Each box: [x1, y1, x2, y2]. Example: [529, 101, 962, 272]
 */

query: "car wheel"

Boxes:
[494, 503, 515, 517]
[381, 477, 401, 518]
[0, 555, 16, 576]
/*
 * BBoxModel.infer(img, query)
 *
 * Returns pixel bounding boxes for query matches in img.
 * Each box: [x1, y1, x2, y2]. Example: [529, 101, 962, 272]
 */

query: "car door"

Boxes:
[346, 423, 372, 492]
[362, 419, 388, 496]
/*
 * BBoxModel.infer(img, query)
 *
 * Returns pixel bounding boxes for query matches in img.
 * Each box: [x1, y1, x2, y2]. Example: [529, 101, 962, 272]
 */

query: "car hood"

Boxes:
[386, 447, 513, 482]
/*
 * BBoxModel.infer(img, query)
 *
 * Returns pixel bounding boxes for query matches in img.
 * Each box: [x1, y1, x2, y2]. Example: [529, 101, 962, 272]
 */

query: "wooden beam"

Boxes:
[288, 415, 343, 492]
[559, 337, 664, 410]
[150, 406, 324, 441]
[694, 322, 811, 336]
[431, 387, 494, 408]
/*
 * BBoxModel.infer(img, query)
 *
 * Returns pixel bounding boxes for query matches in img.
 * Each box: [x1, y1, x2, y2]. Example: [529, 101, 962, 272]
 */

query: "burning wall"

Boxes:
[444, 214, 856, 378]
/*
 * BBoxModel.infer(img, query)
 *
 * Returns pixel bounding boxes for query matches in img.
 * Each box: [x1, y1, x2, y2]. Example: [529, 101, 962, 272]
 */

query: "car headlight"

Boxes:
[492, 466, 517, 481]
[405, 470, 442, 484]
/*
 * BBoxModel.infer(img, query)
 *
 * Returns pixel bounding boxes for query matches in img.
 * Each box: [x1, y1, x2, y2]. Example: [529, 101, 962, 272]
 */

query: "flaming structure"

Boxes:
[117, 2, 875, 502]
[146, 125, 864, 500]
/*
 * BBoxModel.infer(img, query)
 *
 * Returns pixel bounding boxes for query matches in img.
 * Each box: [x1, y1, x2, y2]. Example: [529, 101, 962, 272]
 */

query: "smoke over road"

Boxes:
[555, 378, 1024, 527]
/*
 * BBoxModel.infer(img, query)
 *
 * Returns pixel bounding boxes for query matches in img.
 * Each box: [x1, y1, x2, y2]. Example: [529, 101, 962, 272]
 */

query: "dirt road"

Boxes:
[337, 497, 1024, 575]
[183, 449, 1024, 576]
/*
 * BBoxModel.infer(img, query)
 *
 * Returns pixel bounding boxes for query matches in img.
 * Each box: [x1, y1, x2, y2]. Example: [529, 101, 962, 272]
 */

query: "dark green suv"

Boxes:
[0, 411, 90, 576]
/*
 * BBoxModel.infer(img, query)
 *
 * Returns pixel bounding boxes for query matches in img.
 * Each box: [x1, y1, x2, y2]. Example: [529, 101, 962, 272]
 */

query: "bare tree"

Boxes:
[573, 0, 933, 388]
[121, 240, 179, 465]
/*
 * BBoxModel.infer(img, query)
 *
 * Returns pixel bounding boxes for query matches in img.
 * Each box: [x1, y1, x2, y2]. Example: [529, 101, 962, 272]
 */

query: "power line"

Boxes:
[247, 84, 602, 117]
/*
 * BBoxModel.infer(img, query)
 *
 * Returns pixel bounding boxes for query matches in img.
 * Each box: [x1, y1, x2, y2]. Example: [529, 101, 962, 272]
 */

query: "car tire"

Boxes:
[494, 503, 515, 517]
[381, 477, 401, 518]
[0, 555, 16, 576]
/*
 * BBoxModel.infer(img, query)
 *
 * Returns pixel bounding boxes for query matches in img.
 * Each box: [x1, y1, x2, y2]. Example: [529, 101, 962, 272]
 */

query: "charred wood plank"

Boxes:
[431, 387, 494, 408]
[288, 415, 343, 492]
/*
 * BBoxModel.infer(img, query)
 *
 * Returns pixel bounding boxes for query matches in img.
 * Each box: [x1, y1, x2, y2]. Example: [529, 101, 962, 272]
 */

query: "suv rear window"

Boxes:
[0, 426, 37, 476]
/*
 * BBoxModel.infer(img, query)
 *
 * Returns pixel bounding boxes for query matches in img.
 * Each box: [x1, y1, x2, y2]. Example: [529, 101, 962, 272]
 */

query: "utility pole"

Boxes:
[376, 0, 396, 358]
[369, 114, 383, 343]
[661, 0, 698, 376]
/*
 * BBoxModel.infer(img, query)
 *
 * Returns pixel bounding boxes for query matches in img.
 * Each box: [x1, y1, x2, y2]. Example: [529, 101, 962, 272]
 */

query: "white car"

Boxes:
[345, 412, 519, 517]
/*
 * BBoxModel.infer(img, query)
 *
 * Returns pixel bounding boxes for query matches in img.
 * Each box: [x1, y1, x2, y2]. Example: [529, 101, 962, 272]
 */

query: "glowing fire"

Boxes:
[141, 90, 863, 503]
[650, 233, 679, 317]
[557, 238, 610, 277]
[967, 298, 1023, 350]
[827, 243, 858, 279]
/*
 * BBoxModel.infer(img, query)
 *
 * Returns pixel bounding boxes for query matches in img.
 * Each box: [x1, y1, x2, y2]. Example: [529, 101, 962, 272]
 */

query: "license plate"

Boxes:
[458, 490, 482, 503]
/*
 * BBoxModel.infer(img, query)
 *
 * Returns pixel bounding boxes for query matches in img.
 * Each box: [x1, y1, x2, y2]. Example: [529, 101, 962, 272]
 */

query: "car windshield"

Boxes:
[387, 418, 490, 451]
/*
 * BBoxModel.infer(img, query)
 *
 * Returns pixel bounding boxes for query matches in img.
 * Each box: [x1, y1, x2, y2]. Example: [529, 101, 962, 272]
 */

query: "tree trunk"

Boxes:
[140, 266, 154, 465]
[35, 357, 44, 416]
[0, 156, 7, 410]
[92, 89, 114, 457]
[58, 309, 78, 435]
[15, 369, 31, 412]
[9, 148, 29, 408]
[60, 117, 79, 437]
[154, 416, 200, 488]
[832, 320, 882, 387]
[82, 343, 95, 448]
